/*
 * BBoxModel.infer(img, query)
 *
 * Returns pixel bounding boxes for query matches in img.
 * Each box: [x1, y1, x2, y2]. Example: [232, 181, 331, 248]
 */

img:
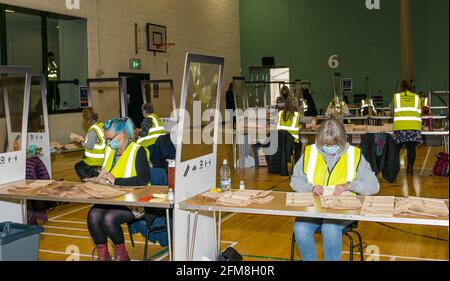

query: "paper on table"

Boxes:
[323, 186, 354, 197]
[360, 196, 395, 217]
[286, 192, 314, 207]
[394, 197, 449, 218]
[320, 196, 362, 210]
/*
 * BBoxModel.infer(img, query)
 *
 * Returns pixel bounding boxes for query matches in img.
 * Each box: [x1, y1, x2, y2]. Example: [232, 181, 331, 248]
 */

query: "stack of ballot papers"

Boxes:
[75, 182, 128, 199]
[320, 196, 362, 210]
[9, 180, 56, 193]
[323, 186, 354, 197]
[286, 193, 314, 207]
[394, 197, 449, 218]
[216, 190, 273, 207]
[360, 196, 395, 217]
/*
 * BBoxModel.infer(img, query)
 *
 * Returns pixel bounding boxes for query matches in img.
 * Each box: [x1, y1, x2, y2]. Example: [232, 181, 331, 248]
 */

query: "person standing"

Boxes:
[391, 80, 423, 175]
[277, 96, 302, 163]
[47, 52, 60, 111]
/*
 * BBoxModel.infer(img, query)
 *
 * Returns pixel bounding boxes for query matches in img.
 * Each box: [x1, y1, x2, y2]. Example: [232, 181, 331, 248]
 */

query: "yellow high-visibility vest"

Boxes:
[103, 142, 149, 179]
[48, 61, 58, 81]
[421, 97, 429, 108]
[83, 122, 106, 167]
[136, 113, 166, 148]
[277, 110, 301, 143]
[303, 144, 361, 187]
[393, 91, 422, 131]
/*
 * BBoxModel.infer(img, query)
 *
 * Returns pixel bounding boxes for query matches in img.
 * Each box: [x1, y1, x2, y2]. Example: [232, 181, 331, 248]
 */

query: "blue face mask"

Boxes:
[108, 139, 120, 150]
[322, 145, 340, 155]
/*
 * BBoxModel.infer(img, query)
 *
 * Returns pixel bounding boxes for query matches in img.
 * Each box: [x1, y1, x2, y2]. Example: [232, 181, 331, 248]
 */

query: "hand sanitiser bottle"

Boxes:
[220, 160, 232, 192]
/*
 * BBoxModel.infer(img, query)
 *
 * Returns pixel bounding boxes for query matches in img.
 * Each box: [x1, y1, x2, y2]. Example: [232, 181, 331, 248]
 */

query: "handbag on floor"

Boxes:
[431, 152, 449, 177]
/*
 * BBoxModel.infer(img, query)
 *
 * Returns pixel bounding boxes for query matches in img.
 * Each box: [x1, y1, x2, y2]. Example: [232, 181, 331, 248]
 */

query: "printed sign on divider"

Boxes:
[0, 66, 32, 224]
[173, 53, 224, 261]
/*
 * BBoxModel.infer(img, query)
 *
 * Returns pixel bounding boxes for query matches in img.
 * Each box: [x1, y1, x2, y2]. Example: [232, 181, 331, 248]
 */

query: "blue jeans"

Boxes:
[293, 218, 352, 261]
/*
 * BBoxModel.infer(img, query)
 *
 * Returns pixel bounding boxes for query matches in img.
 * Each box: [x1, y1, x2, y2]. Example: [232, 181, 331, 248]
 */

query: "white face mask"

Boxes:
[322, 145, 340, 155]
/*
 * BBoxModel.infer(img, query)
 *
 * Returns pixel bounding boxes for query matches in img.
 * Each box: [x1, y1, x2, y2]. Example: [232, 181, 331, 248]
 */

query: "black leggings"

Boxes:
[87, 205, 135, 245]
[398, 142, 417, 166]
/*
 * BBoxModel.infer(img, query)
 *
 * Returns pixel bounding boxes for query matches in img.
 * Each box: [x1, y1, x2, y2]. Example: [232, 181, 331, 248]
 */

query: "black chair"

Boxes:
[290, 221, 365, 261]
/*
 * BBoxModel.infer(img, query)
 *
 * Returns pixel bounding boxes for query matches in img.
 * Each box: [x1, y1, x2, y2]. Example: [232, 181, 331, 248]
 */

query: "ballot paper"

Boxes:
[9, 180, 56, 193]
[360, 196, 395, 217]
[394, 197, 449, 218]
[323, 186, 354, 197]
[216, 190, 273, 207]
[75, 182, 128, 199]
[320, 196, 362, 210]
[286, 192, 314, 207]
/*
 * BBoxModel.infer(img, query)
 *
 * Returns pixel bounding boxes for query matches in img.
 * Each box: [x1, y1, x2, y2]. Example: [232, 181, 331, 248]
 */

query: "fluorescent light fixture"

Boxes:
[5, 9, 15, 13]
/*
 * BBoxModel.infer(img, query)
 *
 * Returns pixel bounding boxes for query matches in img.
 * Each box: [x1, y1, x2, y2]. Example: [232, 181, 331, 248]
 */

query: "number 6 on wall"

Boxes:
[328, 55, 340, 69]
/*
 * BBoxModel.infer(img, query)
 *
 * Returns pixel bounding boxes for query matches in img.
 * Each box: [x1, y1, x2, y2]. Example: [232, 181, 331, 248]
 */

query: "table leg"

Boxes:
[190, 210, 199, 261]
[233, 131, 237, 170]
[166, 209, 172, 261]
[20, 198, 27, 224]
[217, 211, 222, 260]
[186, 210, 191, 260]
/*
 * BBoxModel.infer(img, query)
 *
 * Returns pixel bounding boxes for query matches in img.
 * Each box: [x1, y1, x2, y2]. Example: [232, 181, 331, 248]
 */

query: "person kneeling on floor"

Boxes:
[290, 118, 380, 261]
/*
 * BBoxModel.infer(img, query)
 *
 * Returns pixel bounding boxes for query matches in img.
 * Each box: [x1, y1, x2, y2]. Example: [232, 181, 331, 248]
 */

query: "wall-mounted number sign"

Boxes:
[366, 0, 380, 10]
[328, 55, 340, 69]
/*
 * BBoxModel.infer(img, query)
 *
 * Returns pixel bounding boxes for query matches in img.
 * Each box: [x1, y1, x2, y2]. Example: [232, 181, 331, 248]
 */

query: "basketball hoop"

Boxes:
[156, 43, 175, 52]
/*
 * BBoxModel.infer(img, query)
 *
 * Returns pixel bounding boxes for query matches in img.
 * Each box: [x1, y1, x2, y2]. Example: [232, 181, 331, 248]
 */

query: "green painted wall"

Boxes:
[240, 0, 449, 110]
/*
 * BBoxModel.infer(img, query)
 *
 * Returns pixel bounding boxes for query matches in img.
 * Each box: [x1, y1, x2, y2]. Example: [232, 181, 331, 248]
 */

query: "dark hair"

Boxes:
[281, 85, 290, 96]
[82, 107, 98, 124]
[228, 83, 233, 91]
[48, 52, 55, 57]
[141, 103, 154, 116]
[399, 80, 412, 93]
[282, 96, 299, 122]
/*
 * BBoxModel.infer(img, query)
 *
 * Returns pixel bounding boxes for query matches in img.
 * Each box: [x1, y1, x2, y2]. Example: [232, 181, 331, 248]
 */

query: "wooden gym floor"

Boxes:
[38, 141, 449, 261]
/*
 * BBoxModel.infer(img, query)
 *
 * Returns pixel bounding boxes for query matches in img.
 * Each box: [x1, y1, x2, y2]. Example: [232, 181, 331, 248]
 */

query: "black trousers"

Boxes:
[74, 161, 100, 181]
[47, 81, 60, 111]
[87, 205, 135, 245]
[397, 142, 417, 167]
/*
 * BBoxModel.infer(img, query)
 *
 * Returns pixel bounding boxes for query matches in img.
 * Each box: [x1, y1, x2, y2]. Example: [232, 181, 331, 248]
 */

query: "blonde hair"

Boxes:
[316, 118, 347, 149]
[82, 107, 98, 124]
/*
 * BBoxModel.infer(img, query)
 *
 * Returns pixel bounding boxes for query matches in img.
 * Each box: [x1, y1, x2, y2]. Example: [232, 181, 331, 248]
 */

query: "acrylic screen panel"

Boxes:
[180, 62, 220, 162]
[28, 82, 45, 133]
[143, 81, 175, 118]
[233, 78, 248, 111]
[247, 82, 268, 108]
[89, 81, 121, 121]
[0, 75, 26, 153]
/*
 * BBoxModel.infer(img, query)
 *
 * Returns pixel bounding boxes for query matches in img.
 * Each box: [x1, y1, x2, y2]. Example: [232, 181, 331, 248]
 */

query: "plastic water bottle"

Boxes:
[239, 181, 245, 191]
[220, 160, 232, 192]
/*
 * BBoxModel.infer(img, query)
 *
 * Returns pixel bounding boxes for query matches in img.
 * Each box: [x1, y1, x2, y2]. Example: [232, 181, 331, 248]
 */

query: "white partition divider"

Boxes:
[0, 66, 32, 224]
[27, 76, 52, 176]
[173, 53, 224, 261]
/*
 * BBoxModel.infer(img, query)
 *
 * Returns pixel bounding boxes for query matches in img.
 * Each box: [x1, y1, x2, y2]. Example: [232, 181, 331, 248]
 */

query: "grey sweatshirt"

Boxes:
[290, 143, 380, 196]
[81, 121, 100, 150]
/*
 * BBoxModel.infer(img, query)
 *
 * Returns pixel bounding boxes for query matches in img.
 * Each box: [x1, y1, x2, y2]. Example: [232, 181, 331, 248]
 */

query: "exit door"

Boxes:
[119, 72, 150, 128]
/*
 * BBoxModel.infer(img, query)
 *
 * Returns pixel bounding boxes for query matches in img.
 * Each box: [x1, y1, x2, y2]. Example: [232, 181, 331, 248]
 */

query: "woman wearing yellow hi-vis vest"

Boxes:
[137, 103, 166, 148]
[290, 119, 379, 261]
[390, 80, 423, 175]
[87, 117, 150, 261]
[277, 96, 302, 163]
[74, 108, 106, 181]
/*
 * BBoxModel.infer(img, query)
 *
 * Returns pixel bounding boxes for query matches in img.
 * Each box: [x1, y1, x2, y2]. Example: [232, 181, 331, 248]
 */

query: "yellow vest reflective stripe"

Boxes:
[103, 142, 149, 179]
[136, 114, 166, 147]
[48, 62, 58, 81]
[83, 122, 106, 166]
[277, 111, 300, 141]
[303, 144, 361, 186]
[422, 97, 429, 107]
[393, 92, 422, 131]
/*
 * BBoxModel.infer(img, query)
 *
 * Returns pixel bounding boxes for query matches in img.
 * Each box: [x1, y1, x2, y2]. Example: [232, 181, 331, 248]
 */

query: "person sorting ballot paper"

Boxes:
[290, 118, 380, 261]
